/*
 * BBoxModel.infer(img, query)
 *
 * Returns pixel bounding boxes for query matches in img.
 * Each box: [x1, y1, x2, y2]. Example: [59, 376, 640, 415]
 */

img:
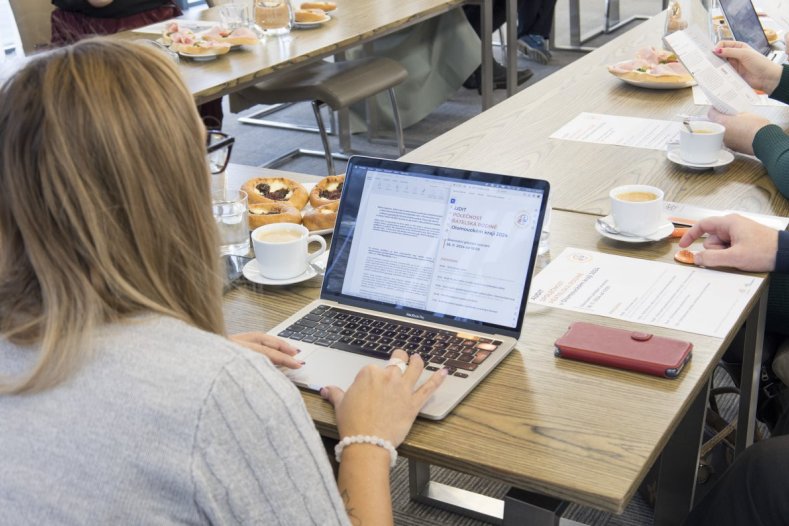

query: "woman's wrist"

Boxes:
[335, 435, 397, 468]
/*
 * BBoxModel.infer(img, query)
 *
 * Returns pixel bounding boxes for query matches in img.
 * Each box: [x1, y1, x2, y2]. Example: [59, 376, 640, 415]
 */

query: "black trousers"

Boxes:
[464, 0, 557, 39]
[684, 436, 789, 526]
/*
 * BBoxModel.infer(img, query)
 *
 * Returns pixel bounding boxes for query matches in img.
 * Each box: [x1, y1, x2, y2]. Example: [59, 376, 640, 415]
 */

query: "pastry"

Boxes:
[302, 201, 339, 231]
[242, 177, 309, 209]
[309, 175, 344, 208]
[248, 203, 302, 229]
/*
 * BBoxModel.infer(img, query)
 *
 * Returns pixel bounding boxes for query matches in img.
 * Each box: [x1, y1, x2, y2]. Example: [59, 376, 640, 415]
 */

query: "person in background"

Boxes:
[463, 1, 534, 92]
[708, 40, 789, 198]
[50, 0, 224, 128]
[517, 0, 558, 65]
[678, 215, 789, 526]
[50, 0, 181, 45]
[0, 38, 445, 524]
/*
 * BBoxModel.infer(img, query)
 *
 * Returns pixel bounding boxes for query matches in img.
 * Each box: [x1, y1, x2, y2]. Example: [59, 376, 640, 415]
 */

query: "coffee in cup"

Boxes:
[679, 122, 725, 164]
[609, 184, 665, 237]
[252, 223, 327, 280]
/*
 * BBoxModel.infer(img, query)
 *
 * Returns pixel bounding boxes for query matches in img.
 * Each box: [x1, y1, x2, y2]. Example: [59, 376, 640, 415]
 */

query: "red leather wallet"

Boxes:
[554, 322, 693, 378]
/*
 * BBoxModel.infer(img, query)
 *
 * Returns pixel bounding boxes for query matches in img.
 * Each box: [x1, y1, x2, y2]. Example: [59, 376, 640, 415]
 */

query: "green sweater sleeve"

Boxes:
[753, 125, 789, 198]
[770, 66, 789, 104]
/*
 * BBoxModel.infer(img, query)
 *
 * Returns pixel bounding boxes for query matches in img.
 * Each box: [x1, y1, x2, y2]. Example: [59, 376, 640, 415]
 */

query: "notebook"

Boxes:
[267, 156, 550, 420]
[719, 0, 787, 64]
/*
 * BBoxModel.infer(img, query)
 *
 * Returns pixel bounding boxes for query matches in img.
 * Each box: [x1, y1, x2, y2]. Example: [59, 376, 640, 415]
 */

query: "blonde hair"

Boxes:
[0, 39, 225, 393]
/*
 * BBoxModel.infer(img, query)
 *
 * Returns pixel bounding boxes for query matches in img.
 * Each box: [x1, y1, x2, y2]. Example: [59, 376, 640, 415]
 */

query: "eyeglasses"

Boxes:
[206, 131, 235, 175]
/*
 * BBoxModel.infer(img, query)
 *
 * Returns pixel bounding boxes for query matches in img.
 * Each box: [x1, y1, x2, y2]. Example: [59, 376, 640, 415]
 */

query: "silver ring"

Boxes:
[386, 357, 408, 375]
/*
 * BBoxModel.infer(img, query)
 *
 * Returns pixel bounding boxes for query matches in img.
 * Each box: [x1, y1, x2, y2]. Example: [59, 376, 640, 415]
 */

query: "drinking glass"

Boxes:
[255, 0, 293, 35]
[213, 190, 250, 256]
[220, 3, 251, 29]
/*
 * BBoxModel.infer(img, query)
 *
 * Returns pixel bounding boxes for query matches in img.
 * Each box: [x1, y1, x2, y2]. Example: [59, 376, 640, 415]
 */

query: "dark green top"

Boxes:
[753, 65, 789, 198]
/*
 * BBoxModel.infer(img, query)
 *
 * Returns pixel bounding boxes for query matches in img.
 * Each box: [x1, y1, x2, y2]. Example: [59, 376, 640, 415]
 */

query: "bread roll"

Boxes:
[303, 201, 339, 231]
[242, 177, 309, 209]
[295, 9, 327, 23]
[248, 203, 302, 229]
[300, 1, 336, 11]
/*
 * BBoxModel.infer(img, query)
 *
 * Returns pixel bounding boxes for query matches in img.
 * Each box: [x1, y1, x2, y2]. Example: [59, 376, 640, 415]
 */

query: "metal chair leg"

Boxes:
[387, 88, 406, 157]
[312, 101, 336, 175]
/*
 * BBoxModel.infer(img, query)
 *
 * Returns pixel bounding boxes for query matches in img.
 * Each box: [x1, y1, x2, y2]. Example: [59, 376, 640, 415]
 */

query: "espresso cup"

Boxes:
[679, 122, 725, 164]
[252, 223, 327, 280]
[609, 184, 665, 237]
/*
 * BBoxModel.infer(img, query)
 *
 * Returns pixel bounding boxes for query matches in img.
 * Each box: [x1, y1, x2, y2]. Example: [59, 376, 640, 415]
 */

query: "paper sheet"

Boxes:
[692, 86, 787, 107]
[664, 27, 761, 114]
[529, 248, 762, 338]
[550, 113, 680, 151]
[663, 201, 789, 230]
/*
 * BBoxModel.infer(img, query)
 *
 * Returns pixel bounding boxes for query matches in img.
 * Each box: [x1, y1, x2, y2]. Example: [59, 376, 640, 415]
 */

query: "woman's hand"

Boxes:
[230, 332, 303, 369]
[713, 40, 783, 94]
[678, 214, 779, 272]
[87, 0, 115, 7]
[708, 109, 771, 155]
[321, 349, 447, 447]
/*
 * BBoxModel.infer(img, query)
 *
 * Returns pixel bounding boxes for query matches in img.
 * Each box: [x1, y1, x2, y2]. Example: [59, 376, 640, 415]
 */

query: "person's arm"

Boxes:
[768, 65, 789, 105]
[752, 125, 789, 198]
[191, 353, 351, 525]
[677, 214, 780, 272]
[321, 350, 446, 525]
[229, 331, 304, 369]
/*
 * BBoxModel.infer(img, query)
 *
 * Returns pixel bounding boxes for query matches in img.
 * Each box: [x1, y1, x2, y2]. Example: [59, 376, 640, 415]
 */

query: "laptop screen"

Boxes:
[719, 0, 772, 56]
[321, 157, 550, 337]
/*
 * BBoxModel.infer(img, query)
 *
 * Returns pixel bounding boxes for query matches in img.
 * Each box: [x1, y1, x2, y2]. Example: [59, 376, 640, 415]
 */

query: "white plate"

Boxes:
[293, 14, 331, 29]
[178, 51, 223, 61]
[595, 215, 675, 243]
[666, 144, 735, 169]
[242, 258, 320, 285]
[617, 75, 696, 90]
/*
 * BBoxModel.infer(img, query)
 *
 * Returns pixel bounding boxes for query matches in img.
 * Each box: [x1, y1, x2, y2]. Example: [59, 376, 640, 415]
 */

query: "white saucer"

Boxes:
[293, 14, 331, 29]
[666, 144, 735, 169]
[178, 51, 220, 61]
[595, 215, 675, 243]
[242, 259, 319, 285]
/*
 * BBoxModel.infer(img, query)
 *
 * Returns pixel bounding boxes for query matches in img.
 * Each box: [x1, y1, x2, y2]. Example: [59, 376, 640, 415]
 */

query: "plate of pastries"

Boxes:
[242, 175, 344, 234]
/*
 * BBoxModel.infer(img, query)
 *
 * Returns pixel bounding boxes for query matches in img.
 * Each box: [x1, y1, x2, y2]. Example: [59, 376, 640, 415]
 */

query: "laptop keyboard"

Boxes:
[278, 305, 503, 378]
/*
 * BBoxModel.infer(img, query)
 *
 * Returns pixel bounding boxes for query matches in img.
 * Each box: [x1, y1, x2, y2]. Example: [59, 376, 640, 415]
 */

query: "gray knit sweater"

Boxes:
[0, 315, 349, 525]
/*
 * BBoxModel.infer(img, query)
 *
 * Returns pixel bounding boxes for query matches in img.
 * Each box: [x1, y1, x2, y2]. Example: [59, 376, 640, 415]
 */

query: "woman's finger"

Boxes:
[320, 385, 345, 407]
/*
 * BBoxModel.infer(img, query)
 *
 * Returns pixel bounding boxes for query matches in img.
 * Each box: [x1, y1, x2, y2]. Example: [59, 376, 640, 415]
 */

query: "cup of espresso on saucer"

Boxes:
[609, 184, 665, 236]
[252, 223, 327, 280]
[679, 122, 725, 164]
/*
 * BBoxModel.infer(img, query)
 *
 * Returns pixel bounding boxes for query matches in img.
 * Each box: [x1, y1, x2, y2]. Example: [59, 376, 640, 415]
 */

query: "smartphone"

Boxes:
[554, 322, 693, 378]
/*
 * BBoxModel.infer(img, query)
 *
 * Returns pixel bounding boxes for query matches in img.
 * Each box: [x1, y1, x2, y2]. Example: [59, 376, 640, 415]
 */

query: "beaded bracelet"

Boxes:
[334, 435, 398, 468]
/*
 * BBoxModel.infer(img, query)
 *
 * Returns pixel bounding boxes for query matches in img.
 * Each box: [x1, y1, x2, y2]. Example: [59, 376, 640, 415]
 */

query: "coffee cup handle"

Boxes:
[306, 235, 327, 262]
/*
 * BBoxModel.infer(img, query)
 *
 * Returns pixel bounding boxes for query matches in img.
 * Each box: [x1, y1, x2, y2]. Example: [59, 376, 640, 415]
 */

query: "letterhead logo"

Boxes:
[515, 211, 530, 228]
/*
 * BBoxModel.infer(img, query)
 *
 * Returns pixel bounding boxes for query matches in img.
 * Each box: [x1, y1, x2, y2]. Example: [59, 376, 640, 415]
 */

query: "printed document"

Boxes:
[664, 27, 760, 114]
[529, 248, 762, 337]
[663, 201, 789, 230]
[550, 113, 680, 151]
[692, 86, 787, 107]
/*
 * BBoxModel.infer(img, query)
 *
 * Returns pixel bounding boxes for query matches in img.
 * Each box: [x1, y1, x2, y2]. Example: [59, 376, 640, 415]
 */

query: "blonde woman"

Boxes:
[0, 39, 445, 525]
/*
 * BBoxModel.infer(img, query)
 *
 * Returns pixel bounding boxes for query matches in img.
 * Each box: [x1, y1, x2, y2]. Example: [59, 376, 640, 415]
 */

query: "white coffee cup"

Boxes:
[679, 122, 725, 164]
[252, 223, 327, 280]
[609, 184, 665, 237]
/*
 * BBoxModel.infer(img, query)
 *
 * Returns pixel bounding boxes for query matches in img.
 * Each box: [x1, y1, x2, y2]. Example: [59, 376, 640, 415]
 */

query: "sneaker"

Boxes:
[518, 34, 552, 65]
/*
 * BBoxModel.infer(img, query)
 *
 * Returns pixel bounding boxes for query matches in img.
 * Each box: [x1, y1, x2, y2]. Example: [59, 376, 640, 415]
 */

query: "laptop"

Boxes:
[719, 0, 787, 64]
[268, 156, 550, 420]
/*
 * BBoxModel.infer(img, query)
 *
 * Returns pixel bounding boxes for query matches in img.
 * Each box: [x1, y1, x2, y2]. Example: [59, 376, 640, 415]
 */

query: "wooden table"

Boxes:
[401, 9, 789, 217]
[222, 203, 766, 525]
[117, 0, 513, 111]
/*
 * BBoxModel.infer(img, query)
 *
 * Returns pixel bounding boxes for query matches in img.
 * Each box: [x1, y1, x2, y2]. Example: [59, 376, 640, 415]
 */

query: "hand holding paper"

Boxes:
[664, 27, 760, 114]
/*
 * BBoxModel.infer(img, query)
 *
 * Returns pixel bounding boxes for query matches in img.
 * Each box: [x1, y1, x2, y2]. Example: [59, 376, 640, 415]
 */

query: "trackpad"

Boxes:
[285, 348, 383, 392]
